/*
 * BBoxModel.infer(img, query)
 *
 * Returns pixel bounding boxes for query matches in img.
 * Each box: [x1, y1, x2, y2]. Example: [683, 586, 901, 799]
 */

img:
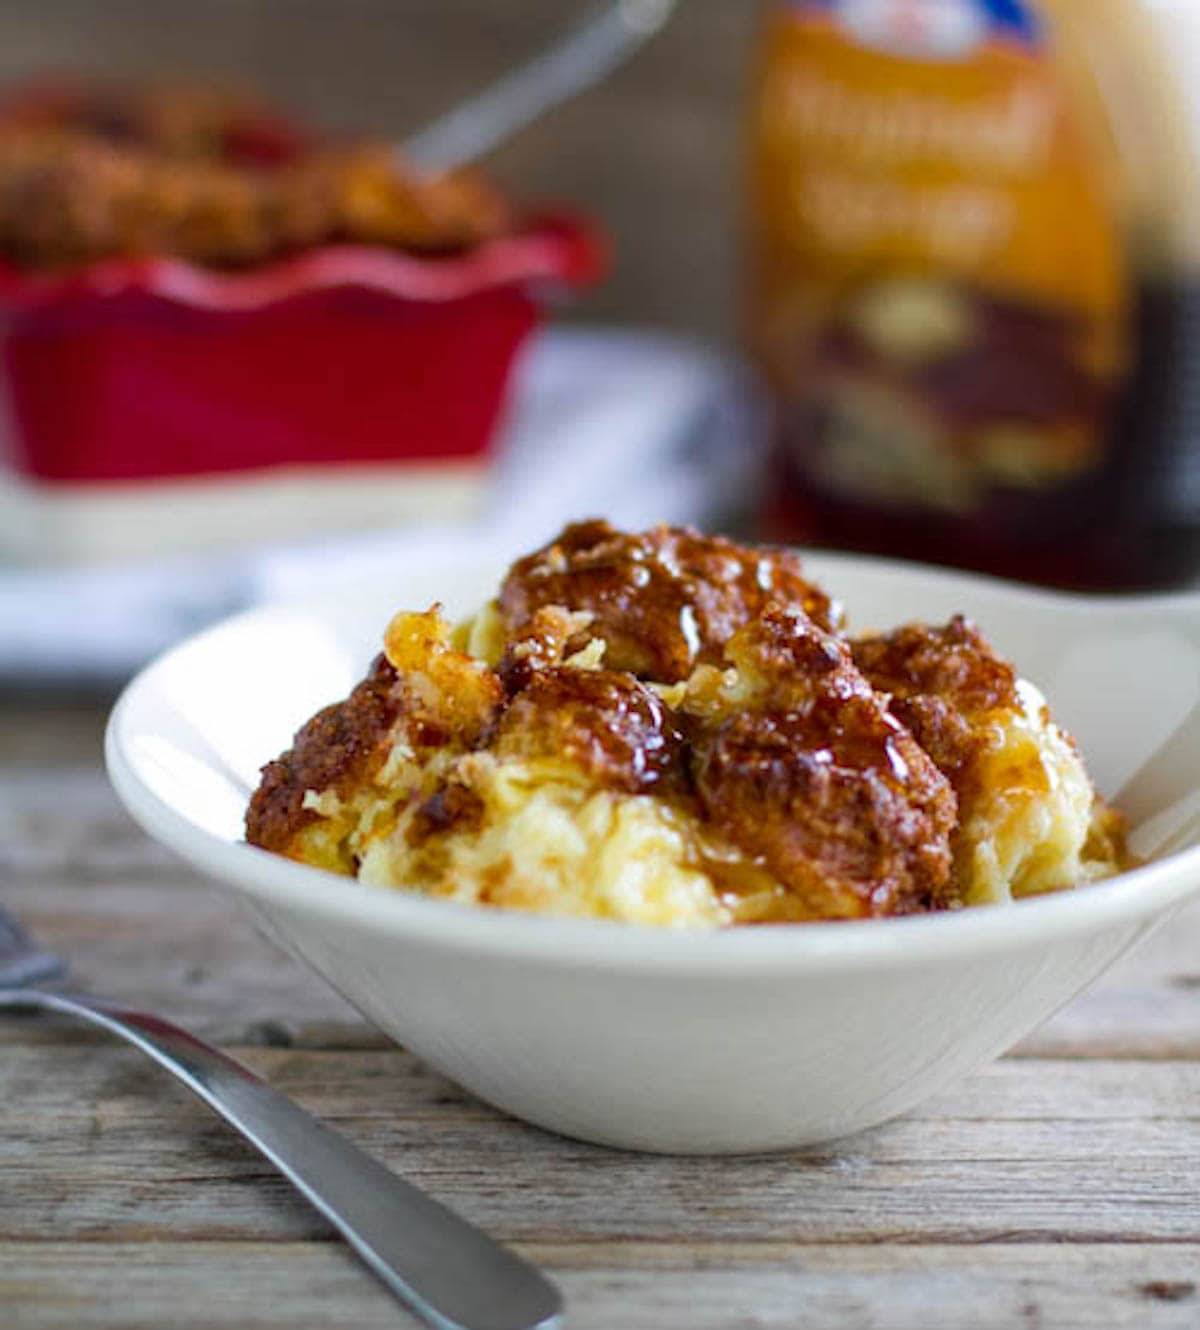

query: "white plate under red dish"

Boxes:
[0, 328, 761, 684]
[106, 550, 1200, 1152]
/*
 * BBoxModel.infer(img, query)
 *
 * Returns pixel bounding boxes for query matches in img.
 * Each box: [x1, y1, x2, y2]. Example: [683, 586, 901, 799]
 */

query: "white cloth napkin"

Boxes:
[0, 327, 766, 685]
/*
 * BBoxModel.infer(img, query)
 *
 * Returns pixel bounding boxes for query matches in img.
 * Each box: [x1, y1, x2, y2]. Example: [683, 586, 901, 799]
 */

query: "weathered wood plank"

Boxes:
[1, 770, 189, 881]
[0, 699, 109, 767]
[1016, 978, 1200, 1060]
[0, 880, 368, 1050]
[1, 1051, 1199, 1245]
[1, 1242, 1198, 1330]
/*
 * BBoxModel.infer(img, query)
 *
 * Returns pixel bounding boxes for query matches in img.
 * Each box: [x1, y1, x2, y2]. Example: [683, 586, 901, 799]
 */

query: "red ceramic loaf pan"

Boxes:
[0, 212, 606, 561]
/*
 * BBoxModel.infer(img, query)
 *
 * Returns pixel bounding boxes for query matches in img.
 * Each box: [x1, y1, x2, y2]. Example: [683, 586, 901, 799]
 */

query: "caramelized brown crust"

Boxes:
[248, 531, 1102, 924]
[694, 703, 956, 918]
[247, 609, 503, 861]
[493, 666, 687, 795]
[408, 780, 486, 846]
[722, 601, 860, 708]
[246, 653, 402, 857]
[498, 519, 841, 683]
[497, 604, 595, 695]
[0, 84, 510, 269]
[691, 610, 958, 916]
[851, 616, 1019, 787]
[5, 81, 303, 161]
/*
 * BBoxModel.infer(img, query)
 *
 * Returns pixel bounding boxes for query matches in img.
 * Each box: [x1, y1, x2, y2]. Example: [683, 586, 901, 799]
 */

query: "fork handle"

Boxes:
[402, 0, 678, 169]
[0, 987, 561, 1330]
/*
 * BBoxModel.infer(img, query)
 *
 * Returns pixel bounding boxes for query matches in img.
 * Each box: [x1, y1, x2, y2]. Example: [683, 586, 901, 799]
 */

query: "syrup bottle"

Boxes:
[748, 0, 1200, 590]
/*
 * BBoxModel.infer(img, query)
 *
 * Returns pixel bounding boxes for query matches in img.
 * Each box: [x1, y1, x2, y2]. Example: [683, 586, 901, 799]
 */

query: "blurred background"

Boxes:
[0, 0, 769, 683]
[0, 0, 750, 340]
[3, 0, 1200, 689]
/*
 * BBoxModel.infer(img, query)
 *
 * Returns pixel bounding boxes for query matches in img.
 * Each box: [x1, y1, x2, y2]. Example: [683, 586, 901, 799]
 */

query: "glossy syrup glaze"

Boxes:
[247, 523, 1122, 924]
[853, 616, 1021, 790]
[686, 607, 957, 919]
[499, 519, 842, 683]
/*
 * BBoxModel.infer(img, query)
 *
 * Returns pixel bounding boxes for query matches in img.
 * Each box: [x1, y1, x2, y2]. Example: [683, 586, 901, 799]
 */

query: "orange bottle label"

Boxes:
[748, 0, 1129, 514]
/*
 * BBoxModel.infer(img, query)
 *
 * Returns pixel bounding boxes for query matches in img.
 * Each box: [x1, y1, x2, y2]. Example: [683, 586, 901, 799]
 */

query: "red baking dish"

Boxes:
[0, 211, 606, 561]
[0, 213, 605, 485]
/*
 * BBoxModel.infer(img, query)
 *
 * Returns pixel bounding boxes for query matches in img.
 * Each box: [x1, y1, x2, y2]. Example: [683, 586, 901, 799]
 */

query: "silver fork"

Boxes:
[403, 0, 679, 170]
[0, 905, 561, 1330]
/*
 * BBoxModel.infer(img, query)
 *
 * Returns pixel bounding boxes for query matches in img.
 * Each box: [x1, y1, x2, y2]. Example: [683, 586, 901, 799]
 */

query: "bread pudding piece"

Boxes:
[246, 609, 502, 876]
[497, 519, 843, 682]
[677, 605, 958, 921]
[250, 602, 736, 926]
[4, 81, 303, 161]
[852, 617, 1124, 904]
[246, 523, 1126, 926]
[0, 82, 510, 269]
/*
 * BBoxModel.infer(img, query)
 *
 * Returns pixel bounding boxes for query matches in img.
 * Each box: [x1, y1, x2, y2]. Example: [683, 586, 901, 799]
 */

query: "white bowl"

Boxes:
[106, 547, 1200, 1154]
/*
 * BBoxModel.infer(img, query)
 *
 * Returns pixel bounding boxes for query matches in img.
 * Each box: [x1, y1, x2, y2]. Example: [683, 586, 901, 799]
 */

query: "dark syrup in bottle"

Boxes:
[749, 0, 1200, 591]
[766, 276, 1200, 590]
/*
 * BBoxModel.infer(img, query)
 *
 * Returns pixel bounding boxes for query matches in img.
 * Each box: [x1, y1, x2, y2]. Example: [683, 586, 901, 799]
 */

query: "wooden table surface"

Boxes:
[2, 697, 1199, 1329]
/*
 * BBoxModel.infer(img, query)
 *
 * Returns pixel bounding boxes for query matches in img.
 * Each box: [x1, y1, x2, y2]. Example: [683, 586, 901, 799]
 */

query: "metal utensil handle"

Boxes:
[403, 0, 679, 170]
[0, 987, 561, 1330]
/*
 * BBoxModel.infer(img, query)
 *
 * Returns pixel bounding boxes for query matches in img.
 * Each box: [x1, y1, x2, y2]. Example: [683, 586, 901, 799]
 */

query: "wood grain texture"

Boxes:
[3, 698, 1200, 1327]
[2, 1243, 1199, 1330]
[3, 1049, 1200, 1245]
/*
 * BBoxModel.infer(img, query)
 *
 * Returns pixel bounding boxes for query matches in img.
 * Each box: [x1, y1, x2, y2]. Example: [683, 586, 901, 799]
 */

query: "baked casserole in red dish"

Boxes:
[0, 82, 606, 563]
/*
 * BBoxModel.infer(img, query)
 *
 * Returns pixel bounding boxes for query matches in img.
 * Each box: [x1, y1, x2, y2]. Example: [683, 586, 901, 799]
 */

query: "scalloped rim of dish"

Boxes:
[0, 210, 607, 313]
[106, 550, 1200, 977]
